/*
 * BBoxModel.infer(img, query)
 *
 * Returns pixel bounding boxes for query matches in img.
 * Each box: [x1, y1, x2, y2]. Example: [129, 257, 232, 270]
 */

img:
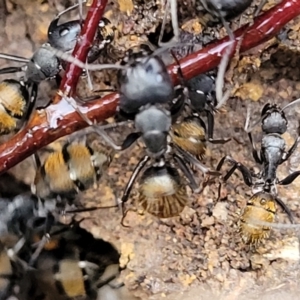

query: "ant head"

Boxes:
[118, 52, 174, 114]
[48, 19, 81, 53]
[261, 103, 287, 134]
[188, 73, 216, 112]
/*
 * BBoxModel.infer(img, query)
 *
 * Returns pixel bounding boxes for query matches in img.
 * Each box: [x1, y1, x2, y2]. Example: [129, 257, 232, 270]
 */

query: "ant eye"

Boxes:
[145, 63, 153, 73]
[60, 29, 69, 37]
[260, 198, 266, 205]
[196, 90, 204, 95]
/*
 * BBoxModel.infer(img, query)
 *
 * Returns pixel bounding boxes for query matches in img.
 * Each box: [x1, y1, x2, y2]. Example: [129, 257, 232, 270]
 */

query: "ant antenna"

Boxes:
[45, 45, 126, 71]
[78, 0, 86, 25]
[0, 53, 30, 63]
[215, 40, 235, 109]
[158, 0, 180, 47]
[282, 97, 300, 112]
[244, 105, 262, 133]
[254, 0, 267, 17]
[55, 1, 84, 19]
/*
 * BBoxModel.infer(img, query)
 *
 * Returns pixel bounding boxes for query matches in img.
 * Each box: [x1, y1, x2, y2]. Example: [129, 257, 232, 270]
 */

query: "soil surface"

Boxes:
[1, 0, 300, 299]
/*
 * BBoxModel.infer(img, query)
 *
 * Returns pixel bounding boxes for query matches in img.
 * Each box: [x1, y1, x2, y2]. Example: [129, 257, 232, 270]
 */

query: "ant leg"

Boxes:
[120, 132, 142, 149]
[17, 82, 38, 137]
[0, 66, 23, 75]
[56, 92, 127, 152]
[108, 282, 125, 289]
[121, 205, 146, 228]
[25, 83, 38, 121]
[244, 107, 262, 164]
[173, 153, 201, 193]
[170, 89, 186, 121]
[254, 0, 267, 17]
[121, 156, 150, 204]
[158, 0, 179, 47]
[219, 15, 234, 40]
[120, 156, 150, 216]
[6, 237, 28, 270]
[216, 155, 253, 186]
[278, 171, 300, 185]
[92, 88, 116, 93]
[212, 1, 235, 39]
[97, 264, 125, 289]
[29, 215, 79, 266]
[158, 0, 170, 46]
[78, 119, 133, 151]
[214, 40, 235, 111]
[120, 208, 138, 228]
[281, 136, 300, 163]
[169, 0, 179, 43]
[274, 196, 294, 224]
[78, 0, 85, 25]
[97, 273, 120, 289]
[174, 143, 221, 176]
[207, 111, 215, 140]
[0, 0, 8, 17]
[45, 45, 126, 72]
[169, 53, 189, 119]
[248, 132, 262, 164]
[207, 111, 231, 144]
[244, 105, 262, 133]
[93, 126, 140, 151]
[55, 74, 62, 87]
[121, 155, 150, 227]
[84, 61, 94, 91]
[29, 213, 55, 266]
[56, 91, 94, 126]
[64, 204, 118, 214]
[170, 51, 187, 86]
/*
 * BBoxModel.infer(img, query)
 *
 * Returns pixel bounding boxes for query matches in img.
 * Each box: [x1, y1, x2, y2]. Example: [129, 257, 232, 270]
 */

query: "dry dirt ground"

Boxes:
[2, 0, 300, 299]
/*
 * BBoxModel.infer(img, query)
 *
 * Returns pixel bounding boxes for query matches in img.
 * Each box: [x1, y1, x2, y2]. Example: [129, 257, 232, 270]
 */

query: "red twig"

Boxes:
[0, 0, 299, 174]
[168, 0, 300, 83]
[53, 0, 108, 103]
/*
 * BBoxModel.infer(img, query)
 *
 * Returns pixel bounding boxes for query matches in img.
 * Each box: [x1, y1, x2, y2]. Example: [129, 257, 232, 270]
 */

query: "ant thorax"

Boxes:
[199, 0, 253, 19]
[261, 134, 286, 180]
[135, 105, 171, 158]
[25, 44, 61, 83]
[153, 158, 166, 168]
[251, 179, 277, 196]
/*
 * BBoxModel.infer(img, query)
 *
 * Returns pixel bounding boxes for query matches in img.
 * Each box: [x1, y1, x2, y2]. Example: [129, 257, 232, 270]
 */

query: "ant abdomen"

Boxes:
[138, 165, 188, 218]
[239, 191, 276, 245]
[0, 79, 29, 134]
[171, 117, 207, 159]
[33, 140, 113, 201]
[200, 0, 253, 20]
